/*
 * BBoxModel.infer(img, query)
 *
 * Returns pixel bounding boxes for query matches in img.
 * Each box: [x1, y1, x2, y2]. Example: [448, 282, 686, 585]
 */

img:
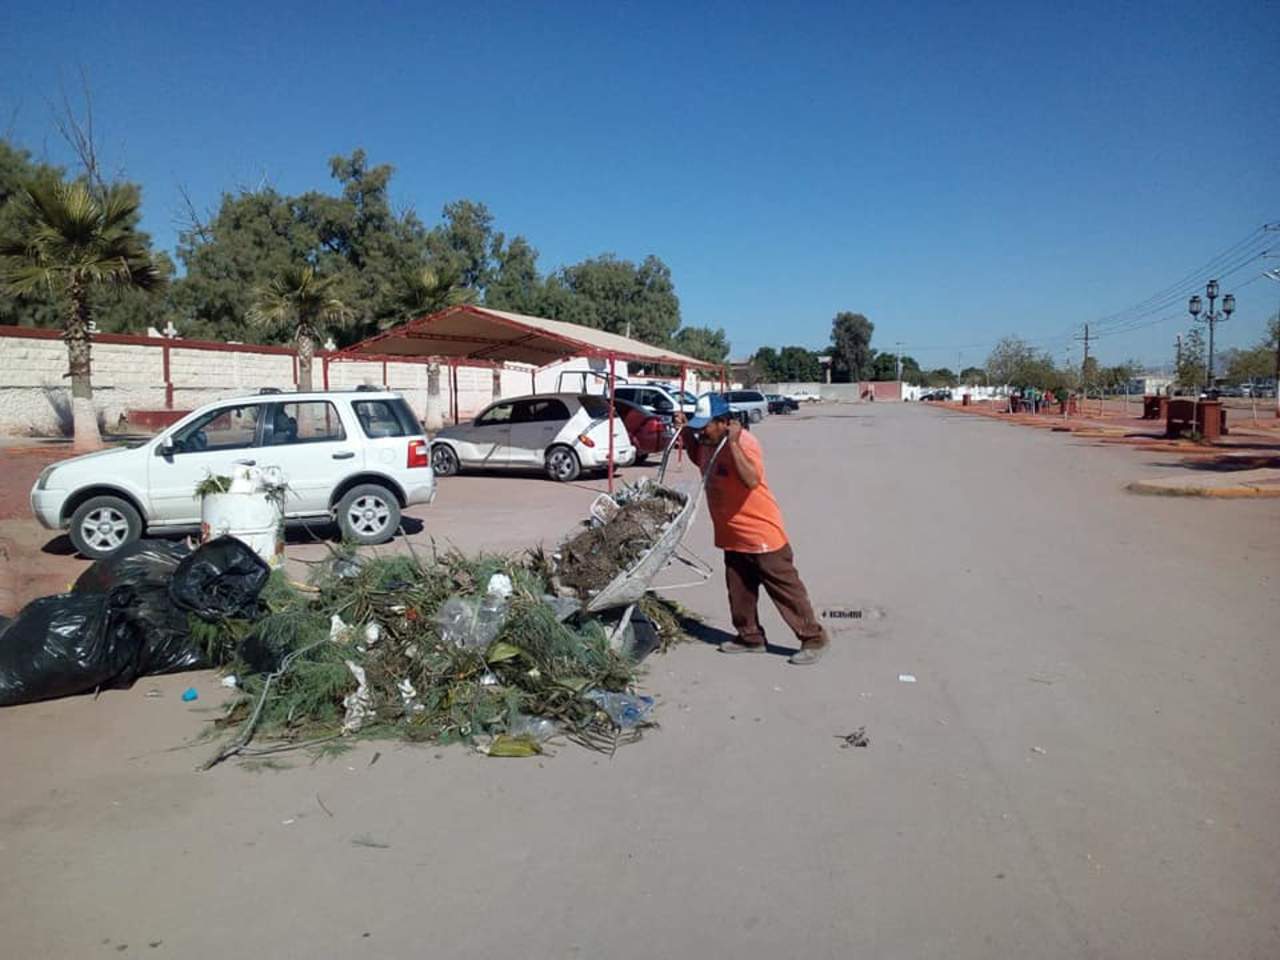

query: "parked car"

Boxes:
[646, 384, 700, 412]
[614, 398, 675, 464]
[918, 389, 953, 402]
[430, 393, 635, 482]
[614, 384, 695, 416]
[710, 389, 769, 423]
[788, 390, 821, 403]
[30, 390, 436, 558]
[765, 394, 800, 414]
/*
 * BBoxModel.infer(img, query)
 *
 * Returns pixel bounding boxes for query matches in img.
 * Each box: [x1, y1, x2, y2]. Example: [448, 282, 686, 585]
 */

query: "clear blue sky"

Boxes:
[3, 0, 1277, 368]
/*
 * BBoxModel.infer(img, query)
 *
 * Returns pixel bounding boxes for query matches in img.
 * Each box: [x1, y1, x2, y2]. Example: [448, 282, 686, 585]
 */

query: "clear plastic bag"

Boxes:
[586, 690, 655, 728]
[434, 595, 508, 649]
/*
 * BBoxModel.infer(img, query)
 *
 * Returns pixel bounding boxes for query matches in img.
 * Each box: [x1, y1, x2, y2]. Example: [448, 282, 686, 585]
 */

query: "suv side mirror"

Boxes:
[656, 400, 674, 413]
[157, 439, 175, 458]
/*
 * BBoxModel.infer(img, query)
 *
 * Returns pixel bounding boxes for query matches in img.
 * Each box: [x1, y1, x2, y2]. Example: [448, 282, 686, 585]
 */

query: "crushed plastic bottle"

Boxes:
[486, 573, 513, 600]
[586, 690, 654, 728]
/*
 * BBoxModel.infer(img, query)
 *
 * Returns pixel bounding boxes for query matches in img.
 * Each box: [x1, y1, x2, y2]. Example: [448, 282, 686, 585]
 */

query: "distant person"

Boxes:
[674, 395, 829, 665]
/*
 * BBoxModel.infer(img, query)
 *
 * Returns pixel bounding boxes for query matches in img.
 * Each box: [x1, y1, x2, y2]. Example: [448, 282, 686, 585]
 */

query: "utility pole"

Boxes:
[1076, 323, 1091, 399]
[1174, 335, 1182, 390]
[895, 341, 903, 382]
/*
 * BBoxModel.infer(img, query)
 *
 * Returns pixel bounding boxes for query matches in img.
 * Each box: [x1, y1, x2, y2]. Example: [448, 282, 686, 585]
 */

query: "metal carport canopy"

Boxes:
[334, 304, 721, 370]
[335, 304, 721, 492]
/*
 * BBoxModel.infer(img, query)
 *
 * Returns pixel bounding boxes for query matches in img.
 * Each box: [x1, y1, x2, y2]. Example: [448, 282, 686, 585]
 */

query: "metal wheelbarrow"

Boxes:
[553, 432, 727, 651]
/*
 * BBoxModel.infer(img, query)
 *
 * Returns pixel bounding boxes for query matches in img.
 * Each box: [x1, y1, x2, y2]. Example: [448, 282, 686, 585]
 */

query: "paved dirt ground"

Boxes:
[2, 403, 1278, 959]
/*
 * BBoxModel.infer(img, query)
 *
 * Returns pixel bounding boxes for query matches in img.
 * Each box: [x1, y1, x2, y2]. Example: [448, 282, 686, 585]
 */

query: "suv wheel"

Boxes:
[545, 445, 581, 482]
[337, 484, 401, 545]
[749, 408, 764, 423]
[69, 495, 142, 559]
[431, 443, 460, 477]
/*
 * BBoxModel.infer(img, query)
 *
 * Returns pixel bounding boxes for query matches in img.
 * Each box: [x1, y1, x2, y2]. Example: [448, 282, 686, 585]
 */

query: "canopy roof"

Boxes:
[336, 304, 720, 370]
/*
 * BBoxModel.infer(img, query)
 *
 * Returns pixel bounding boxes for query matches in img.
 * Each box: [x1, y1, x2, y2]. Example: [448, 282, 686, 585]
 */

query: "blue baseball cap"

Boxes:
[687, 393, 731, 429]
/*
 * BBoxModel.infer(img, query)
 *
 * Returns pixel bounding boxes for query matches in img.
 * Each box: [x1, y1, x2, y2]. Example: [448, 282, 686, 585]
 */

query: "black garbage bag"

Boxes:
[73, 539, 207, 675]
[73, 539, 190, 594]
[169, 536, 271, 621]
[0, 589, 144, 707]
[128, 583, 209, 675]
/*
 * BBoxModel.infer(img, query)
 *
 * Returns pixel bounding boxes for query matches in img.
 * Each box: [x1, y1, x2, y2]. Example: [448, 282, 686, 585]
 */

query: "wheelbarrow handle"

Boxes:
[657, 428, 727, 490]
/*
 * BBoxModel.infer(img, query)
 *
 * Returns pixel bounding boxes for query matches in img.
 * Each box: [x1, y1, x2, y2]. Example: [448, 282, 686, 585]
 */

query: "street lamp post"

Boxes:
[1189, 279, 1234, 391]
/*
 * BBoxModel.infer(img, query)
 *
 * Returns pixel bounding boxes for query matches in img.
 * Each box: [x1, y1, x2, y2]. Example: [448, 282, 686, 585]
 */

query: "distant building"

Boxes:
[1128, 374, 1173, 395]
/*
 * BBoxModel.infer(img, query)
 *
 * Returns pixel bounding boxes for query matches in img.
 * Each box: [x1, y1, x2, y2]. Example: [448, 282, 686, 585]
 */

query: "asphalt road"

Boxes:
[2, 402, 1277, 959]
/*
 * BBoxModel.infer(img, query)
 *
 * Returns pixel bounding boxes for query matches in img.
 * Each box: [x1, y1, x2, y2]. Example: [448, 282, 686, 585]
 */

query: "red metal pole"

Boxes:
[162, 343, 173, 409]
[678, 364, 686, 463]
[607, 354, 617, 493]
[322, 356, 330, 391]
[451, 361, 459, 425]
[530, 368, 536, 394]
[382, 360, 388, 388]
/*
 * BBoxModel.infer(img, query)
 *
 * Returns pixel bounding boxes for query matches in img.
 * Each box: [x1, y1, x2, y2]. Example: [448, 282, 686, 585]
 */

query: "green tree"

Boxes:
[752, 346, 782, 381]
[959, 365, 987, 384]
[1081, 355, 1099, 391]
[391, 263, 471, 324]
[484, 235, 543, 315]
[776, 346, 824, 381]
[1, 180, 163, 446]
[1176, 328, 1206, 390]
[547, 254, 681, 344]
[986, 336, 1036, 386]
[428, 199, 497, 295]
[673, 326, 730, 364]
[926, 367, 958, 387]
[0, 140, 65, 328]
[175, 149, 437, 344]
[830, 312, 873, 382]
[249, 266, 351, 391]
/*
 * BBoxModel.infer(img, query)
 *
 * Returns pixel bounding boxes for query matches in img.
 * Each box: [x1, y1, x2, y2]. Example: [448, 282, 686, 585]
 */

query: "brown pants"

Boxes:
[724, 544, 828, 649]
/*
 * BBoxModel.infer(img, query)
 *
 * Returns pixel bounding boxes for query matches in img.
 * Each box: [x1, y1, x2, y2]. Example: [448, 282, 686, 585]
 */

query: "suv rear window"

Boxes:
[731, 391, 763, 402]
[353, 398, 422, 438]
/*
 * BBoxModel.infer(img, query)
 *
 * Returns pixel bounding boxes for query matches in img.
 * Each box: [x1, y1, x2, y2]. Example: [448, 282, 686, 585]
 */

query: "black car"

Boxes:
[765, 394, 799, 414]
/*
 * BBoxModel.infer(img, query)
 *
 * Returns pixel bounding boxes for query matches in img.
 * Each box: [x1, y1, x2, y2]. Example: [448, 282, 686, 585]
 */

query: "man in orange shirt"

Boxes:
[676, 395, 829, 665]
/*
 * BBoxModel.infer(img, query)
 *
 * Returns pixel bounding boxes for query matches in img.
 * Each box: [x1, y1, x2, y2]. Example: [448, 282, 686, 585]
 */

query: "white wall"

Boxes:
[0, 331, 646, 436]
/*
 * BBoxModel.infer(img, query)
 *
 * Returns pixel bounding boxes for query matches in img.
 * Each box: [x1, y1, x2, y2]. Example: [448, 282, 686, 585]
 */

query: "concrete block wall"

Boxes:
[0, 328, 699, 436]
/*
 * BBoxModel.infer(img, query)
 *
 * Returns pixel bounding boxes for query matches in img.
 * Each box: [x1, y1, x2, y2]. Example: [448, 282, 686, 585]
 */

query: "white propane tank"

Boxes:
[199, 465, 285, 567]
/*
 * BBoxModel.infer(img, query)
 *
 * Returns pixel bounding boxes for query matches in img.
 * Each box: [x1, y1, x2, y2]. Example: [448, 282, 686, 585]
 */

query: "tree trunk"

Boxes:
[65, 282, 102, 450]
[297, 332, 315, 392]
[425, 362, 444, 432]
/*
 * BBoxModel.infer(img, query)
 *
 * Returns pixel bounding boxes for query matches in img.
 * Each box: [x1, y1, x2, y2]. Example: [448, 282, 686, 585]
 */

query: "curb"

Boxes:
[1125, 481, 1280, 499]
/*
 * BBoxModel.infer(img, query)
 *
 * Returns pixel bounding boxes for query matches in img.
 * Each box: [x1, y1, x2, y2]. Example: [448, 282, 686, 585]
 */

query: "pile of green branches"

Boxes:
[204, 545, 687, 764]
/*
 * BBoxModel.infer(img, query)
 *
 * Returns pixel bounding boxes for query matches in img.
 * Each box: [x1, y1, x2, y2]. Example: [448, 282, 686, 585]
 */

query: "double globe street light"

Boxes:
[1188, 278, 1234, 389]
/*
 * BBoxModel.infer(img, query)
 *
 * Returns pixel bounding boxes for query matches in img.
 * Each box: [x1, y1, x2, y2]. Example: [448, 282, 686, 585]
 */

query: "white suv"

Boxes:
[614, 384, 697, 416]
[31, 390, 436, 558]
[430, 393, 635, 482]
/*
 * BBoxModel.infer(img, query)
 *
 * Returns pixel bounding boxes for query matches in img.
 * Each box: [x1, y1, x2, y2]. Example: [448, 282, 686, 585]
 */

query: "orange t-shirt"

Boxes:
[690, 431, 789, 554]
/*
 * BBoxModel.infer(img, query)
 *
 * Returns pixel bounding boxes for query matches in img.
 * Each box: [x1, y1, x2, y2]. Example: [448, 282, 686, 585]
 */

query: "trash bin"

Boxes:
[962, 394, 971, 406]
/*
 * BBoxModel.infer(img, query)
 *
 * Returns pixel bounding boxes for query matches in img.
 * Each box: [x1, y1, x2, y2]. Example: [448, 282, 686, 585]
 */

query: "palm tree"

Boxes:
[0, 181, 163, 448]
[390, 263, 470, 430]
[389, 263, 471, 326]
[249, 265, 351, 391]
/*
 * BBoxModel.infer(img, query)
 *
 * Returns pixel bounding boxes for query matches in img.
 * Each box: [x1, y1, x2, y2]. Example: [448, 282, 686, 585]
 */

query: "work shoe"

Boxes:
[718, 640, 765, 654]
[788, 646, 826, 666]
